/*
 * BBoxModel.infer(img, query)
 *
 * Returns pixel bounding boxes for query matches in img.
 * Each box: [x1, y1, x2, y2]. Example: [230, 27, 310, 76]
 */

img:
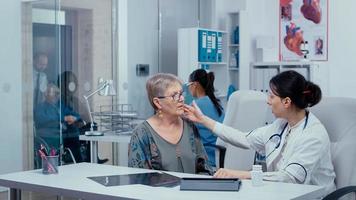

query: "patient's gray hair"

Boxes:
[146, 73, 182, 110]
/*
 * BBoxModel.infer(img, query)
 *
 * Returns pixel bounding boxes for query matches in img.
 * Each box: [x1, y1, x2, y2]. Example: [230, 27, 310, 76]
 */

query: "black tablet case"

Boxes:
[180, 177, 241, 191]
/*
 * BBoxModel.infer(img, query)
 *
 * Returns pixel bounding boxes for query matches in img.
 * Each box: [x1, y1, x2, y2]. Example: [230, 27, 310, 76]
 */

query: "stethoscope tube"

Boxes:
[284, 162, 308, 183]
[265, 111, 309, 159]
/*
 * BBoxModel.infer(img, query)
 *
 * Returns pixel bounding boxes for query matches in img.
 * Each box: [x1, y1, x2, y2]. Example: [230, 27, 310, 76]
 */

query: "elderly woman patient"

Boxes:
[128, 73, 213, 174]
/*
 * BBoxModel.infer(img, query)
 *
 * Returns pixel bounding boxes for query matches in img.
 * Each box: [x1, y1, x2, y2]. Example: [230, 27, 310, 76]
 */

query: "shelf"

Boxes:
[252, 61, 314, 66]
[250, 62, 313, 92]
[198, 62, 227, 65]
[229, 44, 240, 47]
[229, 67, 239, 71]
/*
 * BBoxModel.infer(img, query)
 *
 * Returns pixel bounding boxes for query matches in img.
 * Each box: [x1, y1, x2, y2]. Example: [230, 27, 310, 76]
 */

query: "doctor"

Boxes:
[183, 70, 335, 193]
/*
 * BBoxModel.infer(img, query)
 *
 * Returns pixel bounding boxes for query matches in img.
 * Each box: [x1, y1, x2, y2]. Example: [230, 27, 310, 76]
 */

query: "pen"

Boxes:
[40, 144, 48, 156]
[38, 149, 56, 173]
[50, 148, 56, 156]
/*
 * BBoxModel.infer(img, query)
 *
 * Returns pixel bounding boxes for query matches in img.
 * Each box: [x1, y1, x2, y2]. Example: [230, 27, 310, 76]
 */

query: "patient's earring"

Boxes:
[157, 109, 163, 118]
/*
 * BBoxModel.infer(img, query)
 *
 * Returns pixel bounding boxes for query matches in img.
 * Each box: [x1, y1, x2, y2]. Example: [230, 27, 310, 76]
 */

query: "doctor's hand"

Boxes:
[183, 101, 205, 124]
[183, 101, 217, 131]
[214, 168, 251, 179]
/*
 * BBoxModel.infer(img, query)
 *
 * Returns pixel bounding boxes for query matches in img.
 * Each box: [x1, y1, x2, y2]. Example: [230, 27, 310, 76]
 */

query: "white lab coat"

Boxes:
[213, 112, 336, 195]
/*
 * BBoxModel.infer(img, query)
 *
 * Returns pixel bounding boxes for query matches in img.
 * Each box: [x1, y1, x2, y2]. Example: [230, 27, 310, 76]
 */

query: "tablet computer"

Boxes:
[180, 177, 241, 191]
[88, 172, 180, 187]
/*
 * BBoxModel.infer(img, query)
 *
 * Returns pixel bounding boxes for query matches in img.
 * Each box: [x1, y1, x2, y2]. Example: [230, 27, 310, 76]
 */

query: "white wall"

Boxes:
[327, 0, 356, 98]
[235, 0, 356, 98]
[0, 0, 23, 190]
[126, 0, 159, 118]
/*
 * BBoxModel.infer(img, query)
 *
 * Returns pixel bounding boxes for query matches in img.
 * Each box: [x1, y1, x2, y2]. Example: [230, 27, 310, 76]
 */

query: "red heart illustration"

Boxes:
[284, 23, 304, 56]
[280, 0, 293, 7]
[301, 0, 321, 24]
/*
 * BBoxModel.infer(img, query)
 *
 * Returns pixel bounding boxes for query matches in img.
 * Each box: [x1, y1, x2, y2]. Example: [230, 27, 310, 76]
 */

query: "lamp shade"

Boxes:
[102, 80, 116, 96]
[83, 79, 116, 137]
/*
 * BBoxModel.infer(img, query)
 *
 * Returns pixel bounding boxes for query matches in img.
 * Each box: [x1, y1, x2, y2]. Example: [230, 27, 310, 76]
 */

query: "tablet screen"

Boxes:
[88, 172, 180, 187]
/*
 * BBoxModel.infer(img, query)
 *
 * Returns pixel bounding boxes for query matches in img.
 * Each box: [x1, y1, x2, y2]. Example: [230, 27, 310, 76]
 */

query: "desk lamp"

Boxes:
[83, 80, 116, 136]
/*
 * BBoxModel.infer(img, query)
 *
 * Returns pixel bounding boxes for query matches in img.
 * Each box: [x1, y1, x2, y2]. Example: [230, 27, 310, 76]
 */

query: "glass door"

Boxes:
[22, 0, 117, 169]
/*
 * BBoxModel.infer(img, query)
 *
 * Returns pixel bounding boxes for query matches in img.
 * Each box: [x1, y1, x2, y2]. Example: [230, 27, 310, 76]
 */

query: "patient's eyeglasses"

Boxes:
[157, 91, 184, 102]
[186, 82, 194, 87]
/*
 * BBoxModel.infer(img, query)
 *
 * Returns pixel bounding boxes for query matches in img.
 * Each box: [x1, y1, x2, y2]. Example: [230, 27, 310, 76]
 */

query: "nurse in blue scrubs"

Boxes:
[187, 69, 225, 168]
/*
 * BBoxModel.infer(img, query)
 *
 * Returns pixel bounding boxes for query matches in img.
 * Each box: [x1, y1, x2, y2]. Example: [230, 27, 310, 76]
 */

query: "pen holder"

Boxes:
[42, 155, 59, 174]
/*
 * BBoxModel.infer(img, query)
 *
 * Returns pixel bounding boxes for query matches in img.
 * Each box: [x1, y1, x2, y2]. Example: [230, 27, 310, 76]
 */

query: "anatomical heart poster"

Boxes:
[279, 0, 328, 61]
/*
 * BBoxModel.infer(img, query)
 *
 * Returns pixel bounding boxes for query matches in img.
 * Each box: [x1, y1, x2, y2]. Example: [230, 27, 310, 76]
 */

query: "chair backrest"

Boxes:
[216, 90, 270, 170]
[310, 97, 356, 190]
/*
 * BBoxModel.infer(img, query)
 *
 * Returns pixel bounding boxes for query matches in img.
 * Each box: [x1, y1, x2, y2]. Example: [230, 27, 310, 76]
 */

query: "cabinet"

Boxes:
[250, 61, 315, 93]
[178, 27, 229, 98]
[227, 12, 241, 90]
[177, 12, 246, 99]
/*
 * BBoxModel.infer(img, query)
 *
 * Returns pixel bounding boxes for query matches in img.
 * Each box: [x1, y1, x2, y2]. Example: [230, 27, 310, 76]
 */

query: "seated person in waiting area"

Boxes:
[128, 73, 213, 175]
[34, 83, 82, 162]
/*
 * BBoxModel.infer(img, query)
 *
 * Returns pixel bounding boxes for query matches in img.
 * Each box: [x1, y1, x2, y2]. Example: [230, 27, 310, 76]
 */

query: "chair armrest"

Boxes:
[205, 144, 227, 168]
[323, 186, 356, 200]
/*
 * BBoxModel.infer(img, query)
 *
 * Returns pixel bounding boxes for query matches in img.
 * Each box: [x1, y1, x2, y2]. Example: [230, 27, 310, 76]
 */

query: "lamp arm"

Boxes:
[83, 82, 108, 99]
[83, 81, 108, 132]
[84, 96, 94, 132]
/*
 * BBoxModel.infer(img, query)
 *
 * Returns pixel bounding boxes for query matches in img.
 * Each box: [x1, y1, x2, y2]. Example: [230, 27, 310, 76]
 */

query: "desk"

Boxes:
[0, 163, 325, 200]
[79, 132, 131, 165]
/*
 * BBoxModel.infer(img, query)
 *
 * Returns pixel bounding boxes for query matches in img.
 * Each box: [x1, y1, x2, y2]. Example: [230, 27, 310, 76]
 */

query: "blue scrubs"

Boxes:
[194, 96, 224, 167]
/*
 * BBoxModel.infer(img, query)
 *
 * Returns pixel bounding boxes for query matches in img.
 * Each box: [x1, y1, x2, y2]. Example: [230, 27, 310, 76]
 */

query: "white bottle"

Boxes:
[251, 165, 263, 186]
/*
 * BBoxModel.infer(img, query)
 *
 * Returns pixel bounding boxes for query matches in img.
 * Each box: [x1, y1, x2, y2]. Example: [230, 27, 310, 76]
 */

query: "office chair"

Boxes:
[215, 90, 269, 170]
[311, 97, 356, 200]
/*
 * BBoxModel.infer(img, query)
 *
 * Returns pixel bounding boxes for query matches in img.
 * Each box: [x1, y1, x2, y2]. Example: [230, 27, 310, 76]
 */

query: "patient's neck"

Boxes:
[152, 114, 181, 127]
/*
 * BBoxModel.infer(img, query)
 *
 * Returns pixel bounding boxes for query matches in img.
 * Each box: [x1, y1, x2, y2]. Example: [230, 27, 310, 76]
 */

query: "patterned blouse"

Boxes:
[128, 119, 213, 175]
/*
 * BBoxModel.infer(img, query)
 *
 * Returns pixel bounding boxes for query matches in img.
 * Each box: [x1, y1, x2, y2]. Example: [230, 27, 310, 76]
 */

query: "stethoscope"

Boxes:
[249, 111, 310, 183]
[265, 111, 309, 159]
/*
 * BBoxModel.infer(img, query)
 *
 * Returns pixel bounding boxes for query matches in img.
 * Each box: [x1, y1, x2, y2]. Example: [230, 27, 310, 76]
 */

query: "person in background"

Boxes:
[184, 70, 335, 194]
[58, 71, 79, 110]
[33, 53, 49, 107]
[57, 71, 109, 164]
[187, 69, 225, 167]
[128, 73, 213, 175]
[35, 83, 82, 163]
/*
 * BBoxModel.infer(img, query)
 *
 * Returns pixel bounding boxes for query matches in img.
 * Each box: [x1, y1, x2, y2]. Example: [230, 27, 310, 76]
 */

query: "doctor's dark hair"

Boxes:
[189, 69, 223, 116]
[269, 70, 322, 109]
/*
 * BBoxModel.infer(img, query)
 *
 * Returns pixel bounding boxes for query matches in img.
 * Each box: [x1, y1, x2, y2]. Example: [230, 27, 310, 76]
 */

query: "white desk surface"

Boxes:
[0, 163, 324, 200]
[79, 132, 131, 143]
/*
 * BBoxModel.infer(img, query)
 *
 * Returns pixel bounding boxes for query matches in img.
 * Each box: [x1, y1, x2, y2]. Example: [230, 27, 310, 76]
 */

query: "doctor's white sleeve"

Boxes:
[263, 170, 298, 183]
[213, 122, 251, 149]
[213, 122, 269, 152]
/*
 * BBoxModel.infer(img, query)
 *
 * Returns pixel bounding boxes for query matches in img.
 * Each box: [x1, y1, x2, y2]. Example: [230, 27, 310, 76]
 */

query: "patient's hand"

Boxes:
[214, 168, 251, 179]
[64, 115, 77, 125]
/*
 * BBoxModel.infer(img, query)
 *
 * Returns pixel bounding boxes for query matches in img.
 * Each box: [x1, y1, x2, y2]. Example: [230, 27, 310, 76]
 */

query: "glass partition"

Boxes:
[22, 0, 117, 169]
[124, 0, 201, 119]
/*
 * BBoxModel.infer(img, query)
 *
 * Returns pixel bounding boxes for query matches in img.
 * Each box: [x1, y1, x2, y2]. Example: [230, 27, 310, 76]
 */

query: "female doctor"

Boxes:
[183, 70, 335, 193]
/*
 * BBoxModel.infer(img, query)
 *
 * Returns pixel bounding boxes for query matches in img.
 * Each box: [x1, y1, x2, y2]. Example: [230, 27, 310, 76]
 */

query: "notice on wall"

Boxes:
[279, 0, 328, 61]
